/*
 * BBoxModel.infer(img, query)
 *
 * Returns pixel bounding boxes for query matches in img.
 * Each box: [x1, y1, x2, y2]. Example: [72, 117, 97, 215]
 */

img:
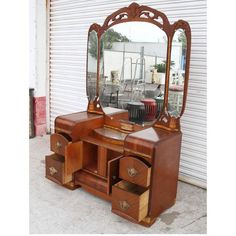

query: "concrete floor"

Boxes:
[30, 135, 207, 234]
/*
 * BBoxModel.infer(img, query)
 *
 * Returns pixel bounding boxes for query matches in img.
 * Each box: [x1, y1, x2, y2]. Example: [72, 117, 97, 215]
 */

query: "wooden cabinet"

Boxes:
[45, 111, 182, 227]
[45, 2, 191, 228]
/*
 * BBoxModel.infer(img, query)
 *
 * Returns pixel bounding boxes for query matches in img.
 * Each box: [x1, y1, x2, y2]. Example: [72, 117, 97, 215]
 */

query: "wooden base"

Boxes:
[76, 181, 112, 202]
[63, 181, 81, 190]
[111, 209, 157, 227]
[140, 216, 157, 227]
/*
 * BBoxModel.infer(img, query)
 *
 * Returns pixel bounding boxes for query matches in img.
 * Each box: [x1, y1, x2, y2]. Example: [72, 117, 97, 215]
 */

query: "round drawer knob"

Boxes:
[49, 166, 57, 176]
[127, 167, 138, 177]
[56, 141, 62, 149]
[119, 200, 130, 211]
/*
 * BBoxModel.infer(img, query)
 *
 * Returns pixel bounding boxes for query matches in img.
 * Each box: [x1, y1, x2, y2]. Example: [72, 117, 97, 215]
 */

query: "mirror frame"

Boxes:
[86, 2, 191, 131]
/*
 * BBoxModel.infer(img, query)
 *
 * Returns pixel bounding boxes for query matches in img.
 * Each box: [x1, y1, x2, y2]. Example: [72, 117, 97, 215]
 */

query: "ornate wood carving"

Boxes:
[87, 96, 103, 115]
[89, 23, 102, 33]
[154, 112, 180, 132]
[102, 2, 171, 33]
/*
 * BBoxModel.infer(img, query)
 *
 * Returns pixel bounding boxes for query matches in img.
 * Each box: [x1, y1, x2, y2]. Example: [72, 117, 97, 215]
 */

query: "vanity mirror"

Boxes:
[99, 22, 167, 111]
[86, 2, 191, 131]
[168, 29, 187, 117]
[87, 30, 98, 102]
[45, 2, 191, 228]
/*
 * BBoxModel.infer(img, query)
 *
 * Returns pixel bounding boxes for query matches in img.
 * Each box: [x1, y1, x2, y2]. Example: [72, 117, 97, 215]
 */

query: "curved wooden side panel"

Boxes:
[148, 132, 182, 218]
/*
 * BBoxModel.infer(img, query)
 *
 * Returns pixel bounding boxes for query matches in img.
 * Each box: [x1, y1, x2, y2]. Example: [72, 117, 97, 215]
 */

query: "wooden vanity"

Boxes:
[45, 2, 191, 227]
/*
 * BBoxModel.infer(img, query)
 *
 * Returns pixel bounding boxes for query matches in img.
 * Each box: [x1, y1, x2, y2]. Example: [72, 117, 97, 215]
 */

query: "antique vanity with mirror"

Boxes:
[45, 2, 191, 227]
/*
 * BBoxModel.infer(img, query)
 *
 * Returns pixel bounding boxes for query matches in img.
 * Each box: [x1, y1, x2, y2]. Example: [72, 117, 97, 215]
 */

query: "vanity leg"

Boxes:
[140, 216, 157, 227]
[63, 181, 81, 190]
[63, 174, 81, 190]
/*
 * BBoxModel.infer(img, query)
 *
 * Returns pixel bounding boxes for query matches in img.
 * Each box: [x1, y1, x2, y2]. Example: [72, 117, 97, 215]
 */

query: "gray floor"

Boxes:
[30, 135, 207, 234]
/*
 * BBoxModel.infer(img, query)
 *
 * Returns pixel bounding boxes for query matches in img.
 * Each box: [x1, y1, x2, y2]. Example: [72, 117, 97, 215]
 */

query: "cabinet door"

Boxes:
[64, 141, 83, 183]
[107, 156, 121, 194]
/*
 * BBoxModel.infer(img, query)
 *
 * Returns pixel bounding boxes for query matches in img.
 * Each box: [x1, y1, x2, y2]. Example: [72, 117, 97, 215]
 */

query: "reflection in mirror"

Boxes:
[99, 22, 168, 123]
[168, 29, 187, 117]
[87, 30, 98, 101]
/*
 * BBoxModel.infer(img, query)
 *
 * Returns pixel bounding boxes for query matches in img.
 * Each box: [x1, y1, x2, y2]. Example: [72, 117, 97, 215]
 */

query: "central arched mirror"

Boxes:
[99, 22, 167, 117]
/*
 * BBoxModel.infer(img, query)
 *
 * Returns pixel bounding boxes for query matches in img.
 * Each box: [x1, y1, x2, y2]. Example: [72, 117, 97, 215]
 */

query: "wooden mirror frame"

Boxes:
[86, 2, 191, 131]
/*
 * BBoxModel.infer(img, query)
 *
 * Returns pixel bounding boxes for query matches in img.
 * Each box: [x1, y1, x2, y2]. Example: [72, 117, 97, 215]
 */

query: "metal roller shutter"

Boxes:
[48, 0, 207, 188]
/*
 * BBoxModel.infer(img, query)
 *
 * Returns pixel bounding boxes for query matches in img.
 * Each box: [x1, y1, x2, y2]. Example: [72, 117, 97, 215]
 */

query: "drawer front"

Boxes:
[50, 133, 70, 156]
[119, 156, 151, 187]
[46, 154, 64, 184]
[112, 180, 149, 222]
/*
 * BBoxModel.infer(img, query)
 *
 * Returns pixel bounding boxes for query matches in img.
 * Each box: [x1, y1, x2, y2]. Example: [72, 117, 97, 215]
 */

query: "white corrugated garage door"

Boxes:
[48, 0, 207, 188]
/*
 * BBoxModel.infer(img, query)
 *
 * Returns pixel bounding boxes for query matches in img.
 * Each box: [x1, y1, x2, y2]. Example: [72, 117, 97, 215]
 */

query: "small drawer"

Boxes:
[50, 133, 71, 156]
[112, 180, 149, 222]
[119, 156, 151, 187]
[45, 154, 65, 185]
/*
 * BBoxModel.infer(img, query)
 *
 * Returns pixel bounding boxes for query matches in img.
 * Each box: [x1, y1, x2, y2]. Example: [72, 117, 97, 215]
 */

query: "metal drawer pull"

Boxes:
[56, 141, 62, 149]
[119, 201, 130, 211]
[127, 167, 138, 177]
[49, 167, 57, 176]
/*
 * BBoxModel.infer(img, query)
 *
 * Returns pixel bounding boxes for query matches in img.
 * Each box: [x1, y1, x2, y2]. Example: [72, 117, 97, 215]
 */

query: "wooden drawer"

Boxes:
[119, 156, 151, 187]
[112, 180, 149, 222]
[45, 154, 65, 185]
[50, 133, 71, 156]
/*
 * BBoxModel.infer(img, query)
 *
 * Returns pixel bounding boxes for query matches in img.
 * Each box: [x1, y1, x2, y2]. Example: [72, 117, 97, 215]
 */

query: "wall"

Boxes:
[30, 0, 47, 135]
[30, 0, 47, 96]
[29, 0, 36, 89]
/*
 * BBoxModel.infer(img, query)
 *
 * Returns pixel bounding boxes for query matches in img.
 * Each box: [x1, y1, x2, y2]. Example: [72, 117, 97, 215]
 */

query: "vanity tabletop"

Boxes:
[94, 127, 127, 142]
[126, 127, 172, 143]
[56, 111, 103, 123]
